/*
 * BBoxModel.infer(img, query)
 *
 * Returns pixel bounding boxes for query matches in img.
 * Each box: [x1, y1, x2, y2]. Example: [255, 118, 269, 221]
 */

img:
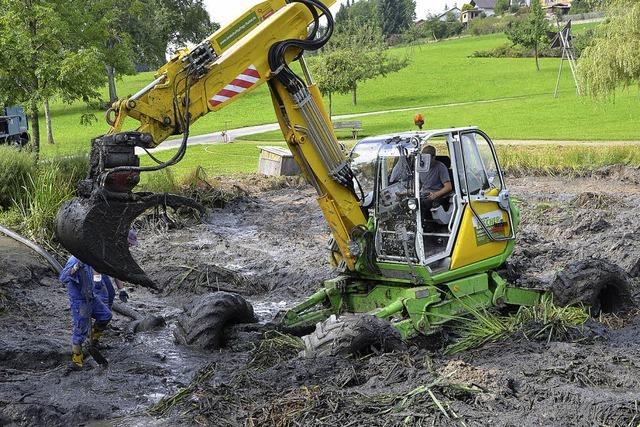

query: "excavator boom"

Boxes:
[55, 0, 367, 287]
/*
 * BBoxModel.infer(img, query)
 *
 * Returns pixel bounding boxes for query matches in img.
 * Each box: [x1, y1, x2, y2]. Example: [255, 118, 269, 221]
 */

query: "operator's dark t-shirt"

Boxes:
[420, 161, 450, 194]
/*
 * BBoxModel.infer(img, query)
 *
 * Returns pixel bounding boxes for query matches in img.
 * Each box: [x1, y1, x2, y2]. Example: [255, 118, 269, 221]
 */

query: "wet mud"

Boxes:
[1, 169, 639, 426]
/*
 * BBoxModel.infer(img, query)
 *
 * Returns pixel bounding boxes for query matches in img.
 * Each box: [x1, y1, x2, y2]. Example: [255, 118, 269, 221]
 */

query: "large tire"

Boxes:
[301, 314, 406, 358]
[551, 259, 635, 315]
[174, 292, 256, 350]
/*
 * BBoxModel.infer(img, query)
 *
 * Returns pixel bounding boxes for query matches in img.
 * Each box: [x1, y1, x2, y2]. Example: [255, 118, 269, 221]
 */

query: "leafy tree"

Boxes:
[506, 0, 550, 71]
[377, 0, 416, 37]
[495, 0, 511, 15]
[85, 0, 216, 105]
[310, 20, 410, 113]
[461, 3, 475, 12]
[337, 0, 379, 28]
[579, 0, 640, 97]
[0, 0, 105, 154]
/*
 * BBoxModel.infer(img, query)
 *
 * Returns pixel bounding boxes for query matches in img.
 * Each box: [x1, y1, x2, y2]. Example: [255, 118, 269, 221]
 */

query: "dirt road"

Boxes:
[0, 168, 639, 426]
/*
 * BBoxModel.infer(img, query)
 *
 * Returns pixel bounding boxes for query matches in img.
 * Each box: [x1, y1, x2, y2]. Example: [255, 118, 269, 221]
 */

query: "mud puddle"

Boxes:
[1, 169, 639, 426]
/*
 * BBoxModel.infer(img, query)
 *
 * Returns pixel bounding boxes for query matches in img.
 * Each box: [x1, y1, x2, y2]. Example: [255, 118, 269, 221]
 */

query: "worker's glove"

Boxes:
[118, 290, 129, 303]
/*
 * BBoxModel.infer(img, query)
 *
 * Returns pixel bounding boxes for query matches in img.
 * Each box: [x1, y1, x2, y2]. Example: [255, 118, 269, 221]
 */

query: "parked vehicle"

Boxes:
[0, 106, 30, 147]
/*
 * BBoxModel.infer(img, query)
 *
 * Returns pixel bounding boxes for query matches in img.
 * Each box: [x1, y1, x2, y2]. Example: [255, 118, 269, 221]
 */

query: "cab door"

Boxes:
[450, 130, 515, 269]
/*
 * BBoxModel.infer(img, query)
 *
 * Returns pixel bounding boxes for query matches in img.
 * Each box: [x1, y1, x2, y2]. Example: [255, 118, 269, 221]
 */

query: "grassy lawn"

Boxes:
[243, 92, 640, 142]
[139, 141, 287, 180]
[40, 22, 639, 160]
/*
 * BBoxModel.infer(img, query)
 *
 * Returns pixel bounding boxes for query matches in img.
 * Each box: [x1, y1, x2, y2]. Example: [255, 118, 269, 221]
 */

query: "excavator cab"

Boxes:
[350, 127, 515, 273]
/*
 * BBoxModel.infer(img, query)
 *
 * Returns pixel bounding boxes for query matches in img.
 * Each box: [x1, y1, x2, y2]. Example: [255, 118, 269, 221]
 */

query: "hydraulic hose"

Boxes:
[0, 224, 63, 274]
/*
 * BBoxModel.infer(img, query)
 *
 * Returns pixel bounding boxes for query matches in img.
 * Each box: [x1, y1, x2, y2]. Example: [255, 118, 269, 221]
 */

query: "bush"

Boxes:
[401, 16, 464, 44]
[0, 146, 35, 210]
[467, 15, 523, 36]
[141, 169, 180, 193]
[52, 155, 89, 185]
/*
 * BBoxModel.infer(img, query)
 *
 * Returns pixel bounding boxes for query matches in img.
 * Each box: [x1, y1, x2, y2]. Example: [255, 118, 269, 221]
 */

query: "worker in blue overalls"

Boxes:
[59, 257, 113, 369]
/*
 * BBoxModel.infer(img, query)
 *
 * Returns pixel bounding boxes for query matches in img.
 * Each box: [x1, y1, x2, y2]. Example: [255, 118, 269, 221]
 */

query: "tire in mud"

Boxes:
[301, 314, 406, 358]
[551, 259, 635, 315]
[174, 292, 257, 350]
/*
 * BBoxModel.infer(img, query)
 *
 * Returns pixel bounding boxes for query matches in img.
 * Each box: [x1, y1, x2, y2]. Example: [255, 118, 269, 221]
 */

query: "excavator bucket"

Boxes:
[56, 195, 157, 288]
[56, 192, 205, 289]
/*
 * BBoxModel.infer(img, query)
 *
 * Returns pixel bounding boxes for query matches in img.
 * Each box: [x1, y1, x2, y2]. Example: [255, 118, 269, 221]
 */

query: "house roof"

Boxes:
[436, 7, 461, 19]
[470, 0, 497, 9]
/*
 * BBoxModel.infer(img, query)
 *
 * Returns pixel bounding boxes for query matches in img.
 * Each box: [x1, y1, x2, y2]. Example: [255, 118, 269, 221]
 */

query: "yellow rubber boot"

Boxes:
[90, 321, 109, 346]
[71, 344, 83, 369]
[90, 326, 103, 346]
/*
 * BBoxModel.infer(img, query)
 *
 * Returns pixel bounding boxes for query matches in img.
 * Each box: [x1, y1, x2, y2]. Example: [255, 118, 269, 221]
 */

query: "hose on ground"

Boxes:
[0, 224, 63, 274]
[0, 224, 145, 321]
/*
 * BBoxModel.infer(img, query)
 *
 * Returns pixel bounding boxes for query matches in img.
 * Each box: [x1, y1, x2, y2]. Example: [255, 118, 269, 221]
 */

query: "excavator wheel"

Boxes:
[300, 314, 406, 358]
[551, 259, 635, 315]
[174, 292, 257, 350]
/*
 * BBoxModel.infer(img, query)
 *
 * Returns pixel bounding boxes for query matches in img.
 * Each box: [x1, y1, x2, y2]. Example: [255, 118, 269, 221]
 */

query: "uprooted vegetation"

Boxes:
[445, 294, 591, 355]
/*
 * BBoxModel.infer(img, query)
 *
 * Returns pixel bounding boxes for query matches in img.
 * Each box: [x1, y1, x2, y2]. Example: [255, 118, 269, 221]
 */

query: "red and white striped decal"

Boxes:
[209, 65, 260, 107]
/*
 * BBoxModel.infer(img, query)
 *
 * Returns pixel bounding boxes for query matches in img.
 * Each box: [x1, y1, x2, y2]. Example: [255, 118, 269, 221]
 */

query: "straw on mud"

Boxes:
[248, 330, 304, 369]
[149, 363, 217, 417]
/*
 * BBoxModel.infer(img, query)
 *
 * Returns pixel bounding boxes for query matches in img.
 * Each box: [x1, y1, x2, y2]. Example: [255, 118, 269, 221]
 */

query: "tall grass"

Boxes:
[0, 154, 89, 246]
[0, 146, 35, 209]
[497, 145, 640, 175]
[13, 165, 75, 243]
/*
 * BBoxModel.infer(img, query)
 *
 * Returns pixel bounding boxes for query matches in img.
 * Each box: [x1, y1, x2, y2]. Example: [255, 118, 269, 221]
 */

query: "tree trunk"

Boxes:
[106, 65, 118, 104]
[29, 100, 40, 161]
[534, 45, 540, 71]
[328, 92, 333, 118]
[44, 98, 54, 145]
[352, 85, 357, 106]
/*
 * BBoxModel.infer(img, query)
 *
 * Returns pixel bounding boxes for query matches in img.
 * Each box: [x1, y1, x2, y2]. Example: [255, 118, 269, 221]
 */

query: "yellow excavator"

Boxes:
[57, 0, 614, 353]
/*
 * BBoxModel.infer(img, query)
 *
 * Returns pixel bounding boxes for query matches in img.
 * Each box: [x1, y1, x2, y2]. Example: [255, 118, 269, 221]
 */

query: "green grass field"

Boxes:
[40, 22, 640, 160]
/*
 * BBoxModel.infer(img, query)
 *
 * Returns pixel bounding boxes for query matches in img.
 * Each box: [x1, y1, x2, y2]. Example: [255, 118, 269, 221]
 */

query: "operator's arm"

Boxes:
[427, 181, 452, 201]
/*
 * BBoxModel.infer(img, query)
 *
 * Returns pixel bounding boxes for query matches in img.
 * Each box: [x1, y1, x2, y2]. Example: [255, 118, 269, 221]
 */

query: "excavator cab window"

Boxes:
[457, 130, 515, 242]
[417, 136, 457, 260]
[374, 145, 420, 263]
[456, 132, 502, 196]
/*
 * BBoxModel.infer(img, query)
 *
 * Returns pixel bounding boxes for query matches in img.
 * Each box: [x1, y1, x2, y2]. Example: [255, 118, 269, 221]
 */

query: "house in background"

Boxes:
[470, 0, 497, 16]
[460, 0, 496, 25]
[437, 6, 462, 21]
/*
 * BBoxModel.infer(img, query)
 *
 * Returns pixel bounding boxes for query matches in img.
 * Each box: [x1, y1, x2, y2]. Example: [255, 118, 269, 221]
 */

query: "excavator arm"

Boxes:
[55, 0, 367, 287]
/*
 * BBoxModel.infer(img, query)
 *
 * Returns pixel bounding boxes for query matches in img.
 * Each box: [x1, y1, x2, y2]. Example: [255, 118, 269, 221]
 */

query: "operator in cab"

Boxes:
[419, 145, 452, 215]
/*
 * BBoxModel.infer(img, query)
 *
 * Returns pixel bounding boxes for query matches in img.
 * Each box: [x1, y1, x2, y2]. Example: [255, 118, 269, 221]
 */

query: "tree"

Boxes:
[495, 0, 511, 15]
[377, 0, 416, 37]
[505, 1, 550, 71]
[0, 0, 105, 155]
[84, 0, 216, 105]
[310, 50, 355, 115]
[579, 0, 640, 97]
[461, 3, 475, 12]
[310, 20, 410, 112]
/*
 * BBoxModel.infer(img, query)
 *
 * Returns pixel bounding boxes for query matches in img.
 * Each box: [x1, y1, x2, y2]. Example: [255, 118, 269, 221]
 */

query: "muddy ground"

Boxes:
[1, 168, 639, 426]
